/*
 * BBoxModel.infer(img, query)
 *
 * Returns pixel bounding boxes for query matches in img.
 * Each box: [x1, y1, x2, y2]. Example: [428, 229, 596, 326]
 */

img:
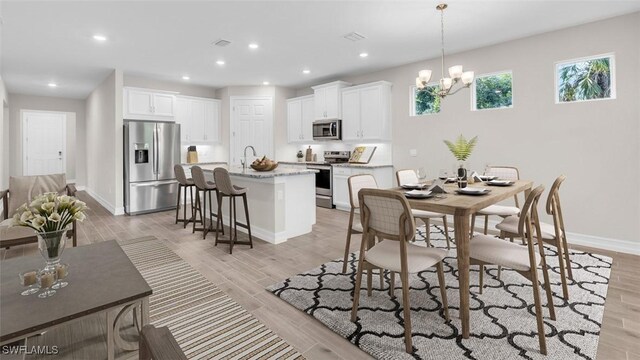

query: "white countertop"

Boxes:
[186, 164, 317, 178]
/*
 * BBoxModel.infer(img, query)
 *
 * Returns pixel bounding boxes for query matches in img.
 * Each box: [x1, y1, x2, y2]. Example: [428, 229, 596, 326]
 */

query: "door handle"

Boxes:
[154, 127, 159, 175]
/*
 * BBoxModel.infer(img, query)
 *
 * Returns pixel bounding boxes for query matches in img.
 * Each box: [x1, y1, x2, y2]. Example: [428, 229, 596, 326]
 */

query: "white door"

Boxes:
[287, 99, 302, 143]
[230, 97, 273, 166]
[126, 89, 154, 116]
[152, 93, 175, 117]
[23, 111, 66, 176]
[301, 96, 314, 141]
[341, 89, 361, 141]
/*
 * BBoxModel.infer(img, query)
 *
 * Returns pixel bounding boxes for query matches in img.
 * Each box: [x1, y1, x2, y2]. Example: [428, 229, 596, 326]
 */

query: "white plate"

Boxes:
[487, 180, 514, 186]
[457, 187, 487, 194]
[404, 190, 433, 198]
[401, 183, 428, 190]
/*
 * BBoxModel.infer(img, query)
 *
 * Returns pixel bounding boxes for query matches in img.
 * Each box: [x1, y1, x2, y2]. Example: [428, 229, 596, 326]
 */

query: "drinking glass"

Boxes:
[438, 169, 448, 180]
[19, 269, 40, 296]
[416, 168, 427, 183]
[37, 269, 58, 298]
[52, 263, 69, 289]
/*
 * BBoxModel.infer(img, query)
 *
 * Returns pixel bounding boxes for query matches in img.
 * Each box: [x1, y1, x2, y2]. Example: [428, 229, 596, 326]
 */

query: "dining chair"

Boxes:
[351, 188, 449, 354]
[342, 174, 377, 273]
[471, 166, 521, 236]
[496, 175, 572, 300]
[396, 169, 451, 249]
[213, 167, 254, 254]
[174, 165, 195, 228]
[471, 185, 556, 355]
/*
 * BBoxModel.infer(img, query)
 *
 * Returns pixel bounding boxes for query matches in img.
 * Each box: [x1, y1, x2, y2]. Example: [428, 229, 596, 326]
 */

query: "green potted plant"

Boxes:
[296, 150, 304, 162]
[443, 135, 478, 188]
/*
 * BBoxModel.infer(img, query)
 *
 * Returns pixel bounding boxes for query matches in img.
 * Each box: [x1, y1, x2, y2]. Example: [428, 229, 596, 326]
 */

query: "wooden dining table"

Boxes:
[397, 179, 533, 338]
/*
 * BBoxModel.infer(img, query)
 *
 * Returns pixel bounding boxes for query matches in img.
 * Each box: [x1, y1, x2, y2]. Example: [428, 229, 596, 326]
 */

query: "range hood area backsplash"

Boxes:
[287, 143, 392, 164]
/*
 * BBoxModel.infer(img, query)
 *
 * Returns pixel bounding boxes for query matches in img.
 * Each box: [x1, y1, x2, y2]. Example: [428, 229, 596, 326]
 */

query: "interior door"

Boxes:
[231, 97, 273, 165]
[23, 111, 66, 176]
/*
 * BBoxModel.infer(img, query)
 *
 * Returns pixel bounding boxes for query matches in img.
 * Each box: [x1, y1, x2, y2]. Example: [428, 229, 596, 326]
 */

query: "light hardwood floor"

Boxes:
[2, 191, 639, 360]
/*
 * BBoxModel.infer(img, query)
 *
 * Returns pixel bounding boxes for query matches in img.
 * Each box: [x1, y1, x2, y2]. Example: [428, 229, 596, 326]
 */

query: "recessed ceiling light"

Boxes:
[302, 69, 311, 74]
[216, 60, 225, 66]
[48, 83, 57, 88]
[262, 81, 270, 85]
[93, 34, 107, 42]
[182, 75, 190, 80]
[359, 52, 369, 58]
[249, 43, 259, 49]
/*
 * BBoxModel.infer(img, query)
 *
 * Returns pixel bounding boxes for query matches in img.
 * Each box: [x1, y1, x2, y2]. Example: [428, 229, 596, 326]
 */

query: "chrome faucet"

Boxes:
[242, 145, 257, 171]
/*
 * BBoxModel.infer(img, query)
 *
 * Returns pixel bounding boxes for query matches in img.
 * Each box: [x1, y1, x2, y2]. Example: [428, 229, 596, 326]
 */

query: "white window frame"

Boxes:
[554, 52, 616, 104]
[471, 70, 514, 111]
[409, 83, 440, 117]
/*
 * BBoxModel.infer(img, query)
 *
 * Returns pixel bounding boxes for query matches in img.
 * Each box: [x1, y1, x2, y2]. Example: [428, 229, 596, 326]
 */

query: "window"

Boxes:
[472, 71, 513, 110]
[410, 84, 440, 116]
[556, 53, 615, 103]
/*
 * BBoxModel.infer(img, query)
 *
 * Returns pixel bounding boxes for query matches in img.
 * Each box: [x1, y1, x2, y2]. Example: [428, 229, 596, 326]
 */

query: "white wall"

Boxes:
[296, 12, 640, 250]
[85, 69, 124, 214]
[6, 94, 85, 184]
[0, 75, 9, 191]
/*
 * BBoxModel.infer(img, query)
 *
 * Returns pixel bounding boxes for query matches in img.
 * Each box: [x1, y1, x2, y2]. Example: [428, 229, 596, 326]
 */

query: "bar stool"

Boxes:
[191, 166, 223, 239]
[213, 168, 253, 254]
[174, 165, 196, 228]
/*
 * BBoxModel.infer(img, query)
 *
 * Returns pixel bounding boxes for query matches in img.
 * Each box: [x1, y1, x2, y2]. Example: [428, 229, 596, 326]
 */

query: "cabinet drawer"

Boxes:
[333, 167, 352, 176]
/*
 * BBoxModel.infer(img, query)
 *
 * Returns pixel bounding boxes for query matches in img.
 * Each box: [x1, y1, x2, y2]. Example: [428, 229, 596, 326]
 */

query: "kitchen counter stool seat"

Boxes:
[191, 166, 223, 239]
[213, 168, 253, 254]
[174, 165, 196, 228]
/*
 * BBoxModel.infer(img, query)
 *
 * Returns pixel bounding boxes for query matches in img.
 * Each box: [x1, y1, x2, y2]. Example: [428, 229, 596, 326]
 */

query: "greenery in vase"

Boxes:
[11, 192, 88, 233]
[443, 135, 478, 162]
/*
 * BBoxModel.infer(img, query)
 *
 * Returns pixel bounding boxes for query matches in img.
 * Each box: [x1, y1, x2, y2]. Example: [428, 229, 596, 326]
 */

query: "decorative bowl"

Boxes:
[250, 162, 279, 172]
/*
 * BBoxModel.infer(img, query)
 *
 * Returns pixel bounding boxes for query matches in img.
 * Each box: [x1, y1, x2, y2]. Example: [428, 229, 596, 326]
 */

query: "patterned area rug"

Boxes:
[266, 226, 611, 360]
[120, 237, 304, 360]
[25, 237, 304, 360]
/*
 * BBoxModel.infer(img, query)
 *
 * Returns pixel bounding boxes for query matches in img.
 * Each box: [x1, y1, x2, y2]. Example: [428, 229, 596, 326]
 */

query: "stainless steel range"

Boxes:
[307, 151, 350, 208]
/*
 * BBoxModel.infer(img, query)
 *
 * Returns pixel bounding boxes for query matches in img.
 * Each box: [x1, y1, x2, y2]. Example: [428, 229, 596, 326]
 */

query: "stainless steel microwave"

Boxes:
[312, 120, 341, 141]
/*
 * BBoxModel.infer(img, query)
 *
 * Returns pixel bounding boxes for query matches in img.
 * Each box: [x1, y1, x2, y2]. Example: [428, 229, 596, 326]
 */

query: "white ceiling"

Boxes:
[2, 1, 640, 99]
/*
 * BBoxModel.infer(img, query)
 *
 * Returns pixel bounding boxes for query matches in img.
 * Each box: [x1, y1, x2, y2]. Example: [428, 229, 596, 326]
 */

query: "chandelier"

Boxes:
[415, 3, 474, 98]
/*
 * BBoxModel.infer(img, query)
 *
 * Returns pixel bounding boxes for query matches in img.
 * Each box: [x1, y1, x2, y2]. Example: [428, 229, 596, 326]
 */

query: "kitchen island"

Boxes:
[185, 164, 317, 244]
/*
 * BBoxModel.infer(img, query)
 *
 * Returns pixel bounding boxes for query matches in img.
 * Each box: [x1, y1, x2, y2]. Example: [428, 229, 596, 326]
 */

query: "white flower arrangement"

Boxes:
[11, 192, 88, 233]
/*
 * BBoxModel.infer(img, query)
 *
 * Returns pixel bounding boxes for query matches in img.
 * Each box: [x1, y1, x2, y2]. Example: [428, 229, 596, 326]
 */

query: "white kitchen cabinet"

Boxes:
[332, 165, 393, 211]
[312, 81, 351, 120]
[123, 87, 176, 121]
[287, 95, 314, 143]
[174, 95, 221, 144]
[341, 81, 392, 142]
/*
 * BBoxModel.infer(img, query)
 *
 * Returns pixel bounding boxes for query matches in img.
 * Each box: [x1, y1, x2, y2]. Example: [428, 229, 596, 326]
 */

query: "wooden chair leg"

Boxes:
[342, 209, 356, 273]
[202, 190, 208, 240]
[555, 239, 570, 301]
[214, 194, 223, 247]
[562, 235, 573, 280]
[192, 191, 200, 234]
[539, 259, 557, 320]
[175, 184, 182, 224]
[389, 271, 396, 298]
[351, 259, 366, 322]
[442, 216, 451, 250]
[400, 270, 413, 353]
[367, 264, 373, 297]
[242, 194, 253, 248]
[230, 196, 236, 254]
[531, 275, 548, 355]
[482, 215, 488, 235]
[479, 264, 484, 294]
[436, 262, 449, 321]
[425, 218, 431, 247]
[497, 266, 502, 280]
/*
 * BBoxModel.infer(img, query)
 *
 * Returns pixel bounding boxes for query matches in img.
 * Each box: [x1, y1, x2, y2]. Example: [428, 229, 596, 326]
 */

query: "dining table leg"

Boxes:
[454, 209, 471, 339]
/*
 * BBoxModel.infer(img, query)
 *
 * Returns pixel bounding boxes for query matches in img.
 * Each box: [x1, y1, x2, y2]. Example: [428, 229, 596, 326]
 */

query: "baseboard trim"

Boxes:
[83, 187, 124, 216]
[478, 218, 640, 255]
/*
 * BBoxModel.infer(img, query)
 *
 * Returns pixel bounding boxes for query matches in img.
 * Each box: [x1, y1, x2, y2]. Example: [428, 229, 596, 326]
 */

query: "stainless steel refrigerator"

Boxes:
[124, 120, 180, 215]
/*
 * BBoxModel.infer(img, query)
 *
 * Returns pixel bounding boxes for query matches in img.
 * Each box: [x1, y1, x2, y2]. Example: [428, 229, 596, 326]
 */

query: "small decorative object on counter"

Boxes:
[187, 146, 198, 164]
[52, 263, 69, 289]
[349, 146, 377, 164]
[251, 156, 279, 171]
[297, 150, 304, 162]
[11, 192, 88, 288]
[305, 146, 313, 162]
[19, 269, 39, 296]
[37, 268, 58, 298]
[443, 135, 478, 188]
